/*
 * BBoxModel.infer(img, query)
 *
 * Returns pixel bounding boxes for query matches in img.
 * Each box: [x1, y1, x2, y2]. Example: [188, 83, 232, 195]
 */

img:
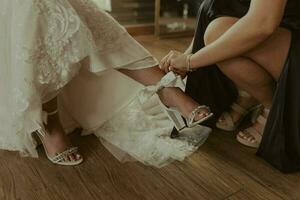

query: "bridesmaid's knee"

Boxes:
[203, 16, 239, 46]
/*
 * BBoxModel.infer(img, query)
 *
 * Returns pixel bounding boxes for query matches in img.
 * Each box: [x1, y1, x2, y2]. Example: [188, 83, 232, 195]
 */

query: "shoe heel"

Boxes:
[159, 101, 186, 131]
[166, 108, 186, 130]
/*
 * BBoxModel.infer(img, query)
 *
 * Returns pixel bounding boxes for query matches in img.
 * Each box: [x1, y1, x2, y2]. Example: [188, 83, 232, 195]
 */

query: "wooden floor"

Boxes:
[0, 36, 299, 200]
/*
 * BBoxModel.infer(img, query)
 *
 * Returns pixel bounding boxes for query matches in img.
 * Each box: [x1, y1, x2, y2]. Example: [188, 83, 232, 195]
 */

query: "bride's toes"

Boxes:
[69, 153, 82, 162]
[75, 153, 82, 160]
[198, 112, 207, 118]
[72, 153, 82, 161]
[195, 110, 209, 120]
[69, 154, 76, 161]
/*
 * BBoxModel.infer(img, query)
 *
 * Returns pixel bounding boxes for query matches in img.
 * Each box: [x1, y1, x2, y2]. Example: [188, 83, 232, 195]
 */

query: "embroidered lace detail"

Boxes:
[67, 0, 127, 51]
[27, 0, 127, 93]
[0, 0, 160, 158]
[28, 0, 85, 92]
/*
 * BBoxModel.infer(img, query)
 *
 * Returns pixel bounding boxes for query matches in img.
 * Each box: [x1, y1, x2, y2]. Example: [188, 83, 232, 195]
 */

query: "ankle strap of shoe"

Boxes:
[47, 109, 58, 116]
[41, 109, 58, 125]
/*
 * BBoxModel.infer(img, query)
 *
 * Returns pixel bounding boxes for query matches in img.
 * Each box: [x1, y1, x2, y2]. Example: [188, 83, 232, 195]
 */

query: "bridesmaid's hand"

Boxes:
[172, 68, 188, 79]
[169, 53, 189, 71]
[159, 50, 182, 73]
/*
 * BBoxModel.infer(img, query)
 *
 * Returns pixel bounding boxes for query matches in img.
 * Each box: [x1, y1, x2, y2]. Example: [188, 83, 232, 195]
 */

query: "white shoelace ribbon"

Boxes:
[138, 72, 185, 104]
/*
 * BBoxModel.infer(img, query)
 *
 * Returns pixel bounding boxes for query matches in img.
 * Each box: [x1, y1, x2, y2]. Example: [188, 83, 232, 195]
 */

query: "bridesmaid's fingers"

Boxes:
[162, 55, 172, 73]
[170, 66, 180, 74]
[165, 52, 178, 71]
[171, 68, 187, 79]
[164, 59, 171, 73]
[160, 51, 182, 73]
[160, 53, 171, 73]
[159, 56, 167, 69]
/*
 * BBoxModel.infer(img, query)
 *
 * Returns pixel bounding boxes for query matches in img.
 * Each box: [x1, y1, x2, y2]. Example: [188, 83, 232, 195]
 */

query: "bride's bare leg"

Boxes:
[119, 67, 209, 119]
[42, 98, 82, 161]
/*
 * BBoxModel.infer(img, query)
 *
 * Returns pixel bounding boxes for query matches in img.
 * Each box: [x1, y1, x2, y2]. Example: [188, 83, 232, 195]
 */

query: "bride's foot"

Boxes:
[159, 87, 211, 122]
[216, 91, 261, 131]
[37, 111, 83, 165]
[236, 108, 270, 148]
[138, 72, 213, 131]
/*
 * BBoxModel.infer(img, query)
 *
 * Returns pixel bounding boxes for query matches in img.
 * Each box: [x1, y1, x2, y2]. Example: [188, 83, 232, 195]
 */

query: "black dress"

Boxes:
[185, 0, 300, 173]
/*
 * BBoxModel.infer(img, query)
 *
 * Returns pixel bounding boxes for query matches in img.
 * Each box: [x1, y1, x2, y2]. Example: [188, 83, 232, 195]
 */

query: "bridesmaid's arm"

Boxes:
[159, 38, 194, 73]
[184, 38, 194, 55]
[184, 0, 287, 70]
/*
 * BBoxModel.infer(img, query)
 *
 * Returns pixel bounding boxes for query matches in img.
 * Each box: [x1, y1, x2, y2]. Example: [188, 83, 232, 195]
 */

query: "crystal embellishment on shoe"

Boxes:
[35, 110, 83, 166]
[187, 105, 213, 127]
[138, 72, 213, 131]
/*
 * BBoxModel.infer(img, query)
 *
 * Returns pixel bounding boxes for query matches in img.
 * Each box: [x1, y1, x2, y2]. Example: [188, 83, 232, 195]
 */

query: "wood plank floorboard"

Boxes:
[0, 35, 299, 200]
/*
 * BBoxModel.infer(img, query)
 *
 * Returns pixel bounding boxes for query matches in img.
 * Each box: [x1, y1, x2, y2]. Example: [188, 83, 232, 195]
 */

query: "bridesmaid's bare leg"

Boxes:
[218, 57, 274, 108]
[42, 97, 82, 161]
[204, 17, 274, 108]
[204, 17, 291, 108]
[204, 16, 291, 143]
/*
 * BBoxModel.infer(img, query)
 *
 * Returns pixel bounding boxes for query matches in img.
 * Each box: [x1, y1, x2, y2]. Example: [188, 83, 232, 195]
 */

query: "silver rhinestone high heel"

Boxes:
[35, 110, 83, 166]
[138, 72, 213, 131]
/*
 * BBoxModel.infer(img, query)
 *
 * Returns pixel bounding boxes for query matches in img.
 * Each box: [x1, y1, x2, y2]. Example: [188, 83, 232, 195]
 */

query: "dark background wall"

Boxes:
[109, 0, 203, 25]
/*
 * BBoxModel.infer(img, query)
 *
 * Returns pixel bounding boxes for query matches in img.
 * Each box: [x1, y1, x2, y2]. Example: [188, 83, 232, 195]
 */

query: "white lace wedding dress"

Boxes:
[0, 0, 211, 167]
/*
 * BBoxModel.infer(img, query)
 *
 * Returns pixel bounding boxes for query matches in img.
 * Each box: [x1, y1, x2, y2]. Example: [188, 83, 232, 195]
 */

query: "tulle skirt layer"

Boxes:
[0, 0, 211, 167]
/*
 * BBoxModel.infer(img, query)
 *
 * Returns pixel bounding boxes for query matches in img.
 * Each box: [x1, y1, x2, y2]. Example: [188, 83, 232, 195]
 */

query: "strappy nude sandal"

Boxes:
[36, 110, 83, 166]
[236, 108, 270, 148]
[216, 91, 262, 131]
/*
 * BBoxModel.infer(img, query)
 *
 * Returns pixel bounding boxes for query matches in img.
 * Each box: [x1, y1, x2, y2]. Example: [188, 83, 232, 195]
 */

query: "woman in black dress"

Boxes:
[160, 0, 300, 173]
